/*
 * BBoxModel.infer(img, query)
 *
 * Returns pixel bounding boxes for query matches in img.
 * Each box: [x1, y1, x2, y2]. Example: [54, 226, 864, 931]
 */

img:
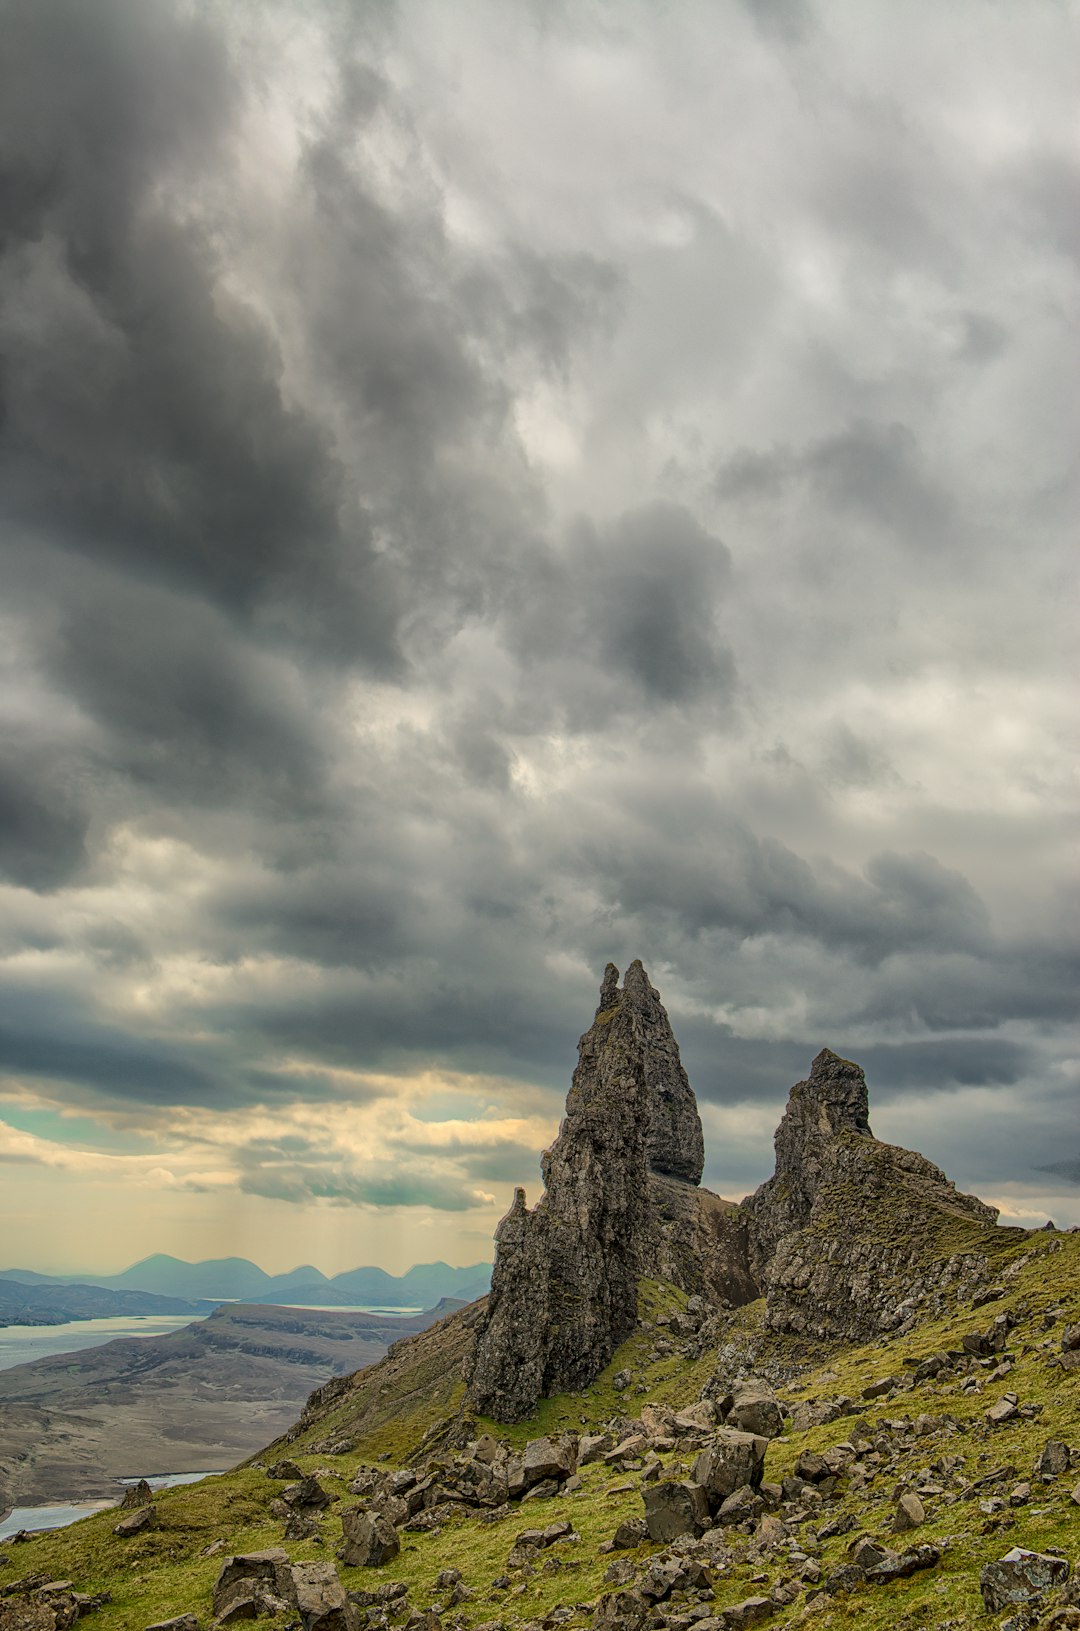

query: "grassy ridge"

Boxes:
[2, 1233, 1077, 1631]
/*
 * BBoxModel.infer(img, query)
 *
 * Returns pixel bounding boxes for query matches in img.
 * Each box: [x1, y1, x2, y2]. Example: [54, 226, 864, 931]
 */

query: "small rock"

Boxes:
[986, 1397, 1019, 1425]
[611, 1519, 648, 1550]
[145, 1618, 198, 1631]
[892, 1492, 925, 1532]
[1039, 1441, 1071, 1477]
[120, 1480, 155, 1509]
[717, 1597, 773, 1628]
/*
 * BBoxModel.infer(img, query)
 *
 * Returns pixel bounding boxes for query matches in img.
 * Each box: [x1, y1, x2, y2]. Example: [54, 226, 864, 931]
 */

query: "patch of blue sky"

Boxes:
[0, 1105, 147, 1153]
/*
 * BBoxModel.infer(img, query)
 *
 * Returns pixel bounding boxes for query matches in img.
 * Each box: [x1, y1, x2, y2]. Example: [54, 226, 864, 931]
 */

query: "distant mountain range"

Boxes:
[0, 1255, 493, 1308]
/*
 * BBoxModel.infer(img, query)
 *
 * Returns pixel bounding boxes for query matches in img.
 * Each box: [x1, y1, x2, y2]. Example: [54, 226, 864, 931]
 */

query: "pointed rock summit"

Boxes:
[603, 960, 705, 1185]
[466, 961, 708, 1421]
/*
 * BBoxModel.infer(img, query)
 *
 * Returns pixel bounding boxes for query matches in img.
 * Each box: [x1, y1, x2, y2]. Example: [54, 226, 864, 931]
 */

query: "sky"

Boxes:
[0, 0, 1077, 1278]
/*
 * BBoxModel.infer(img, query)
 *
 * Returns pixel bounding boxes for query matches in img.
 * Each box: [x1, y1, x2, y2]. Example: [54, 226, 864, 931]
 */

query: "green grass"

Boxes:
[4, 1233, 1078, 1631]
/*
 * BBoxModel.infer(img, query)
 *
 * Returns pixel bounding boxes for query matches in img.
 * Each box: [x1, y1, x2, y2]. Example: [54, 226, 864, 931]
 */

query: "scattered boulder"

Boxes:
[639, 1557, 688, 1602]
[266, 1461, 304, 1481]
[717, 1597, 773, 1627]
[592, 1589, 650, 1631]
[865, 1545, 940, 1584]
[610, 1519, 648, 1550]
[120, 1481, 155, 1510]
[282, 1477, 333, 1511]
[578, 1434, 613, 1466]
[641, 1481, 710, 1542]
[338, 1511, 400, 1569]
[793, 1450, 829, 1484]
[980, 1549, 1070, 1612]
[692, 1430, 768, 1504]
[521, 1436, 577, 1488]
[145, 1618, 198, 1631]
[892, 1492, 925, 1532]
[1040, 1441, 1072, 1477]
[726, 1390, 782, 1440]
[672, 1402, 717, 1436]
[212, 1551, 293, 1625]
[113, 1507, 155, 1538]
[717, 1485, 763, 1526]
[288, 1562, 358, 1631]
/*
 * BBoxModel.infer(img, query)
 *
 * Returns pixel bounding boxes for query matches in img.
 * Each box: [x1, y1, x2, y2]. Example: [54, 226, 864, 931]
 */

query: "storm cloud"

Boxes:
[0, 0, 1076, 1271]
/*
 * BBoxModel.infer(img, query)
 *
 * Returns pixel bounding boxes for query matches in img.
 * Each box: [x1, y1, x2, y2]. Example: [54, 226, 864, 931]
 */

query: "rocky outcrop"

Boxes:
[467, 978, 1009, 1420]
[643, 1173, 757, 1309]
[466, 962, 717, 1421]
[744, 1048, 1004, 1343]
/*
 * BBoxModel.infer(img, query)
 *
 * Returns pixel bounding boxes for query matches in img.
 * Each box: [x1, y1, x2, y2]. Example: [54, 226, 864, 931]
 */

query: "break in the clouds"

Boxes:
[1, 0, 1077, 1274]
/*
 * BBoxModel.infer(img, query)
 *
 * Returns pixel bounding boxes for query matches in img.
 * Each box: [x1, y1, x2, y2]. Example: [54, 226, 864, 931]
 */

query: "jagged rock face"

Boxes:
[747, 1049, 873, 1267]
[616, 962, 704, 1185]
[642, 1173, 758, 1309]
[466, 961, 710, 1422]
[745, 1048, 1002, 1344]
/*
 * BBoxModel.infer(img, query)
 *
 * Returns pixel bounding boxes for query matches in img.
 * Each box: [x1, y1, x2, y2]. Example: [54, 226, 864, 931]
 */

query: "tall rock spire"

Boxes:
[620, 960, 705, 1185]
[466, 961, 706, 1422]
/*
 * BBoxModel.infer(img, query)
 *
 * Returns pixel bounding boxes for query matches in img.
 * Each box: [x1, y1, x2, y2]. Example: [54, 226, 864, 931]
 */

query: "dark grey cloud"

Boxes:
[507, 501, 736, 729]
[1041, 1159, 1080, 1186]
[0, 0, 1075, 1243]
[0, 734, 90, 890]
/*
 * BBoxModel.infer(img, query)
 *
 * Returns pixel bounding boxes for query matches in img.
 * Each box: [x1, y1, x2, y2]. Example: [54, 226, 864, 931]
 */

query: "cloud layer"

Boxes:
[1, 0, 1077, 1270]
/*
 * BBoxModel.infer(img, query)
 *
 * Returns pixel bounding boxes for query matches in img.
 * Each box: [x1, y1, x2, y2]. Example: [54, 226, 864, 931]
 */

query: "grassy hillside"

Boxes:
[3, 1229, 1077, 1631]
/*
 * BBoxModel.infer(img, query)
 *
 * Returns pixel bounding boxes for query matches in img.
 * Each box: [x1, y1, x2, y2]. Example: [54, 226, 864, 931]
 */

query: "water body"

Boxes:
[0, 1305, 422, 1371]
[0, 1472, 224, 1541]
[0, 1314, 205, 1371]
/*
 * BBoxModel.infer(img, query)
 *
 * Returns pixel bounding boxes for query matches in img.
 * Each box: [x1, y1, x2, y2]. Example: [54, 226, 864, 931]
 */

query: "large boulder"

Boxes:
[692, 1430, 769, 1505]
[338, 1510, 400, 1568]
[287, 1563, 359, 1631]
[642, 1481, 711, 1542]
[727, 1390, 782, 1440]
[212, 1551, 293, 1624]
[521, 1435, 577, 1486]
[980, 1549, 1070, 1611]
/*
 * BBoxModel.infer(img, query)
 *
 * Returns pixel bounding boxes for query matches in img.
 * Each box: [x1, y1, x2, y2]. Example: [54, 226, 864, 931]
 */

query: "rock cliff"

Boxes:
[468, 972, 1009, 1421]
[744, 1048, 1002, 1343]
[466, 961, 725, 1422]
